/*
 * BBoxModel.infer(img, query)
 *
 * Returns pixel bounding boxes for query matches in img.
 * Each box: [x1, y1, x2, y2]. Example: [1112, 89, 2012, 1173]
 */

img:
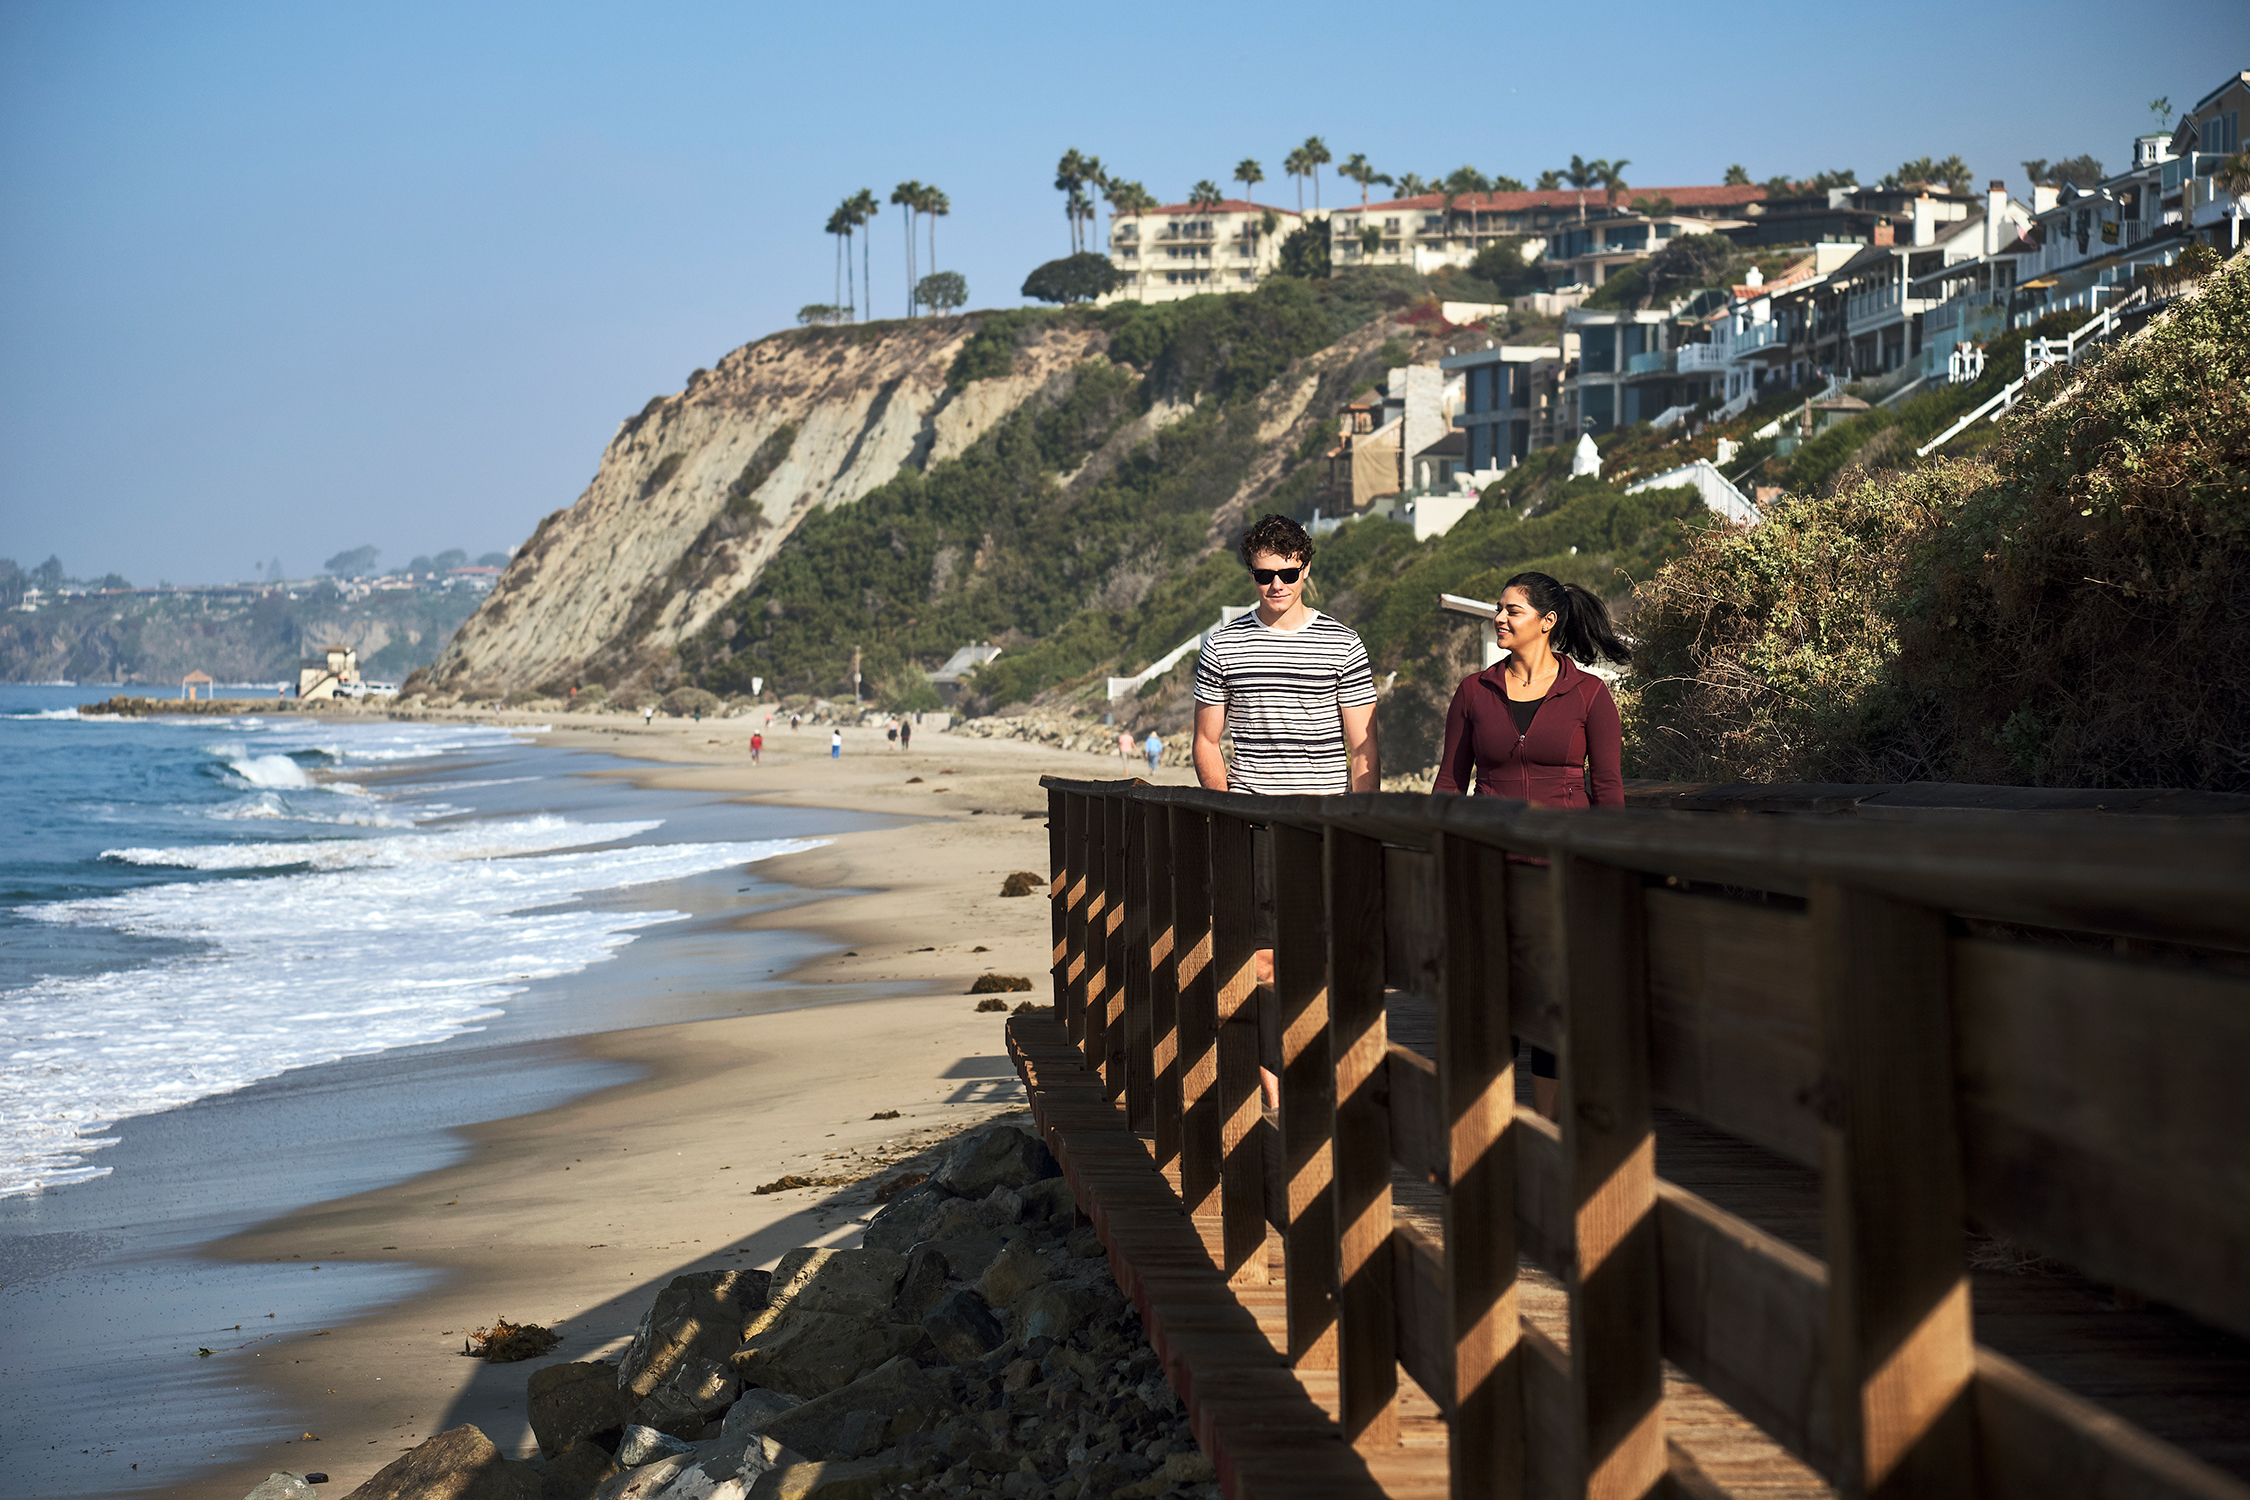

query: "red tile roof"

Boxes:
[1131, 199, 1300, 217]
[1343, 185, 1768, 215]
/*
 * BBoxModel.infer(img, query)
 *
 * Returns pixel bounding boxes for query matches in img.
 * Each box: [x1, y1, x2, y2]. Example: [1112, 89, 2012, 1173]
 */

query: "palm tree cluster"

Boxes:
[1558, 155, 1632, 206]
[821, 182, 951, 322]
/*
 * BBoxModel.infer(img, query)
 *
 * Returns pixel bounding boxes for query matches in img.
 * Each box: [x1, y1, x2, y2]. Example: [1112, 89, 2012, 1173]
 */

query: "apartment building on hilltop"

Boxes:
[1103, 198, 1301, 304]
[1325, 184, 1768, 279]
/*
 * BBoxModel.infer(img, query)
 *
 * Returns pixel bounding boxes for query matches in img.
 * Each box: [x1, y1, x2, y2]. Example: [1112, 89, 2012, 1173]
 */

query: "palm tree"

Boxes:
[920, 184, 949, 280]
[1339, 153, 1392, 205]
[1081, 155, 1108, 253]
[1283, 146, 1310, 212]
[1599, 158, 1631, 209]
[1188, 179, 1223, 209]
[1233, 157, 1264, 205]
[891, 181, 923, 315]
[1300, 136, 1331, 209]
[848, 188, 878, 318]
[825, 205, 851, 318]
[1536, 168, 1564, 191]
[1056, 148, 1094, 252]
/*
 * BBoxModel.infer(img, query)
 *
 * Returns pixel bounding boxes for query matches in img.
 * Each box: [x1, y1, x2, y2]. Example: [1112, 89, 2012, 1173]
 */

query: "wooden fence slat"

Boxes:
[1437, 831, 1525, 1499]
[1145, 801, 1182, 1171]
[1385, 1044, 1444, 1188]
[1082, 796, 1111, 1075]
[1951, 939, 2250, 1339]
[1554, 853, 1665, 1500]
[1048, 785, 1067, 997]
[1329, 825, 1397, 1454]
[1105, 795, 1131, 1097]
[1214, 807, 1267, 1284]
[1062, 792, 1089, 1045]
[1384, 845, 1441, 999]
[1507, 862, 1561, 1053]
[1173, 806, 1221, 1220]
[1123, 795, 1155, 1132]
[1271, 820, 1338, 1370]
[1393, 1220, 1451, 1409]
[1973, 1347, 2250, 1500]
[1814, 881, 1975, 1500]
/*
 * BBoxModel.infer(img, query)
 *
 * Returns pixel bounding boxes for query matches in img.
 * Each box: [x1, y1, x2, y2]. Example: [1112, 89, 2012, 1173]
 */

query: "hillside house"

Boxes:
[1543, 208, 1752, 289]
[1439, 338, 1569, 468]
[297, 644, 360, 701]
[1320, 365, 1461, 512]
[2170, 71, 2248, 246]
[1103, 199, 1301, 304]
[1329, 184, 1766, 276]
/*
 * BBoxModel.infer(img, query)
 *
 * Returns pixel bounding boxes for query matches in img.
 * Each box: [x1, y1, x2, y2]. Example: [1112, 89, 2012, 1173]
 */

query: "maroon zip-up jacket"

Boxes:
[1432, 656, 1624, 807]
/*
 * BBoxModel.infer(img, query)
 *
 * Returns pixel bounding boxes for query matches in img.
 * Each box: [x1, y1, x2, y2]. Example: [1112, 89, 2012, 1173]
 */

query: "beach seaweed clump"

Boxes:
[970, 974, 1033, 995]
[464, 1317, 562, 1362]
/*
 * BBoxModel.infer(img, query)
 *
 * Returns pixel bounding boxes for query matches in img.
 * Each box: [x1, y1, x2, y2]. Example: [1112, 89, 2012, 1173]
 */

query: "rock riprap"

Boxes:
[291, 1121, 1213, 1500]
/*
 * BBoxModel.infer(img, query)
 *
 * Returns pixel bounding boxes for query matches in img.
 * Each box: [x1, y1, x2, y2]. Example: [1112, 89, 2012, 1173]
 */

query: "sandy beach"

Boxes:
[158, 710, 1188, 1499]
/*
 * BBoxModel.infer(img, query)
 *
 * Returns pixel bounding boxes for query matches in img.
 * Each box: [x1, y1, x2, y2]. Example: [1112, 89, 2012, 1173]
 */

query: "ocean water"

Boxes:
[0, 685, 821, 1198]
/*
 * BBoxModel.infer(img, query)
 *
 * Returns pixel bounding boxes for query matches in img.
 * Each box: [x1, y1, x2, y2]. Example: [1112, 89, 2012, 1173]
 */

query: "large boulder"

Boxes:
[528, 1361, 630, 1458]
[749, 1248, 906, 1327]
[619, 1271, 769, 1404]
[540, 1438, 619, 1500]
[919, 1289, 1005, 1362]
[340, 1425, 542, 1500]
[1015, 1281, 1113, 1344]
[890, 1244, 951, 1321]
[975, 1238, 1049, 1309]
[630, 1357, 740, 1439]
[243, 1477, 315, 1500]
[719, 1389, 806, 1447]
[756, 1356, 956, 1461]
[744, 1456, 926, 1500]
[614, 1427, 696, 1468]
[590, 1453, 694, 1500]
[860, 1182, 957, 1254]
[731, 1310, 929, 1399]
[934, 1127, 1058, 1198]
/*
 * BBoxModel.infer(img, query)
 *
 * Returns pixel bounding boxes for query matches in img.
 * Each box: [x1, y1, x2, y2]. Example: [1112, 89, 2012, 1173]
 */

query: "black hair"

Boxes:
[1238, 513, 1313, 568]
[1502, 571, 1632, 665]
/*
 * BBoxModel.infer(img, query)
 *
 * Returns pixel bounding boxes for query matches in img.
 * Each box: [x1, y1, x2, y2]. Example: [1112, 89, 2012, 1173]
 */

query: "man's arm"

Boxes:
[1340, 702, 1380, 791]
[1193, 702, 1231, 790]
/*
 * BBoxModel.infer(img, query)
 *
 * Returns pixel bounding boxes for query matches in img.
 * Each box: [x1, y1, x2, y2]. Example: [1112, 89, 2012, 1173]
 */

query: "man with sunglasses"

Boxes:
[1194, 514, 1379, 1111]
[1192, 513, 1380, 797]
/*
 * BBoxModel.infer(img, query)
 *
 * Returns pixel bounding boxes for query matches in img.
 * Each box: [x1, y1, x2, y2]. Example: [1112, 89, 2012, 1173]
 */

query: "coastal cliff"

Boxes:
[411, 317, 1112, 699]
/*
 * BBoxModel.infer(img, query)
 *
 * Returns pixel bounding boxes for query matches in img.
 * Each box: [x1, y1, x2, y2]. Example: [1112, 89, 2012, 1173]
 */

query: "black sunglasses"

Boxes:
[1249, 566, 1303, 585]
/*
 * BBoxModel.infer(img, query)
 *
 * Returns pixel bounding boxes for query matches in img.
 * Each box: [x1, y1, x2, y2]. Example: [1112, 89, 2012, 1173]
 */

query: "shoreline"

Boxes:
[161, 709, 1191, 1499]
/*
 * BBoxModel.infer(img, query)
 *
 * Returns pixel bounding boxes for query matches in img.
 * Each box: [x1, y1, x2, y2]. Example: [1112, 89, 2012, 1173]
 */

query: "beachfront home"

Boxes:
[1102, 199, 1302, 304]
[297, 644, 360, 701]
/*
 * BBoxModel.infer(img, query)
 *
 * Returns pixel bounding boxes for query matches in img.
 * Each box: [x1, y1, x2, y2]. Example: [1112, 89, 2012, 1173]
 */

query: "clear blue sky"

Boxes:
[3, 1, 2241, 586]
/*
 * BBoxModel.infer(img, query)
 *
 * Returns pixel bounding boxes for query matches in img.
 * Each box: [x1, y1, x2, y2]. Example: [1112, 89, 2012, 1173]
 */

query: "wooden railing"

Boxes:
[1038, 777, 2250, 1500]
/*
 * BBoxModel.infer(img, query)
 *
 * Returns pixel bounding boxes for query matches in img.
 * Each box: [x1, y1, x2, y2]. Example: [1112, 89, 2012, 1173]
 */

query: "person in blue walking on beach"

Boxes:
[1143, 728, 1163, 774]
[830, 728, 842, 759]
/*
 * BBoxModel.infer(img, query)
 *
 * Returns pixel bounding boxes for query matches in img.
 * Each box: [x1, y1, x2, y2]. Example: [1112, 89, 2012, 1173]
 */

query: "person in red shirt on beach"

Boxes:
[750, 731, 763, 765]
[1433, 569, 1631, 1116]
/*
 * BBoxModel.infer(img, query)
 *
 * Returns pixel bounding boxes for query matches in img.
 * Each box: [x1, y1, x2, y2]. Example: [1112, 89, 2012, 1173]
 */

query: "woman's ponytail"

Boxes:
[1502, 571, 1633, 666]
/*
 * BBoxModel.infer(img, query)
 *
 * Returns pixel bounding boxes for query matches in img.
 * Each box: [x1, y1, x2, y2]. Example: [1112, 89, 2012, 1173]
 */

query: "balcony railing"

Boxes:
[1625, 349, 1675, 375]
[1731, 320, 1785, 353]
[1676, 344, 1729, 372]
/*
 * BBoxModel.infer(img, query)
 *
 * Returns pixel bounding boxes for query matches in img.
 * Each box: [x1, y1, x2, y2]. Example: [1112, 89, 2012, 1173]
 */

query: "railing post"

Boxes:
[1813, 882, 1975, 1500]
[1173, 806, 1221, 1220]
[1145, 800, 1181, 1169]
[1437, 832, 1523, 1498]
[1553, 853, 1664, 1500]
[1048, 787, 1067, 1014]
[1330, 825, 1397, 1454]
[1123, 792, 1154, 1132]
[1272, 820, 1336, 1369]
[1212, 809, 1267, 1285]
[1081, 796, 1110, 1074]
[1104, 795, 1130, 1097]
[1061, 793, 1089, 1042]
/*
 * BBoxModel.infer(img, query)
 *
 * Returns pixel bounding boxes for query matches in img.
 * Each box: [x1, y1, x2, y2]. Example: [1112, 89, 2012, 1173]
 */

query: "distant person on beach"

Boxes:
[1432, 570, 1631, 1118]
[790, 712, 801, 733]
[887, 719, 899, 750]
[899, 718, 912, 752]
[1194, 513, 1378, 1110]
[643, 704, 653, 727]
[1144, 729, 1162, 773]
[750, 731, 763, 765]
[1116, 729, 1133, 763]
[830, 728, 842, 759]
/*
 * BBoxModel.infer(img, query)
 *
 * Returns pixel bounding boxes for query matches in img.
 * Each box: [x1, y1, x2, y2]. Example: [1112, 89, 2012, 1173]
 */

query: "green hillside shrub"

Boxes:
[1626, 252, 2250, 790]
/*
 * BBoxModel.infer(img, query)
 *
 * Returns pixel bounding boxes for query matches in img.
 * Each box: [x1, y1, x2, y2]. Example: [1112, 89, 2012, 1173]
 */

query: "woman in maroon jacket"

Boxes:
[1432, 570, 1632, 1117]
[1432, 570, 1630, 805]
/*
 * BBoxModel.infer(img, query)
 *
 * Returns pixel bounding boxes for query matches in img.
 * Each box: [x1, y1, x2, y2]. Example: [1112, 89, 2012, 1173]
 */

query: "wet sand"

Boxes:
[163, 712, 1189, 1498]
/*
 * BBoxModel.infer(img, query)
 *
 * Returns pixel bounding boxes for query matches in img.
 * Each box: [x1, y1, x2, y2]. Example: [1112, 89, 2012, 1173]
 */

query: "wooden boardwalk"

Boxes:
[1024, 777, 2250, 1500]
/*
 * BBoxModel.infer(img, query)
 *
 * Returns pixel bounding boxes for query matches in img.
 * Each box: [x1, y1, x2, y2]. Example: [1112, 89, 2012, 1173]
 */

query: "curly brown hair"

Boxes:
[1237, 513, 1314, 567]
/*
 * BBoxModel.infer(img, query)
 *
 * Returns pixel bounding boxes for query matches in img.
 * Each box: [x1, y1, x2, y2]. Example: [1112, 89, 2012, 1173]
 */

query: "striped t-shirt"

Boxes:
[1193, 610, 1378, 795]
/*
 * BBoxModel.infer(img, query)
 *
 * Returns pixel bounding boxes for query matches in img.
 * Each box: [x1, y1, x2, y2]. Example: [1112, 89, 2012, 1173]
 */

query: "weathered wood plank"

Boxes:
[1145, 801, 1182, 1172]
[1554, 853, 1665, 1500]
[1951, 939, 2250, 1340]
[1272, 820, 1339, 1370]
[1814, 881, 1974, 1499]
[1437, 831, 1524, 1499]
[1105, 794, 1130, 1097]
[1393, 1219, 1451, 1413]
[1974, 1346, 2250, 1500]
[1123, 797, 1154, 1133]
[1212, 811, 1267, 1282]
[1387, 1044, 1444, 1189]
[1507, 862, 1561, 1054]
[1062, 791, 1089, 1044]
[1173, 806, 1221, 1220]
[1385, 845, 1441, 1000]
[1330, 825, 1398, 1453]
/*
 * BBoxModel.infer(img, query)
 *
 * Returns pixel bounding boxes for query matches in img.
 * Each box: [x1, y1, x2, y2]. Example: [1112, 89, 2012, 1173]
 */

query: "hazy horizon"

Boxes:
[3, 0, 2241, 585]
